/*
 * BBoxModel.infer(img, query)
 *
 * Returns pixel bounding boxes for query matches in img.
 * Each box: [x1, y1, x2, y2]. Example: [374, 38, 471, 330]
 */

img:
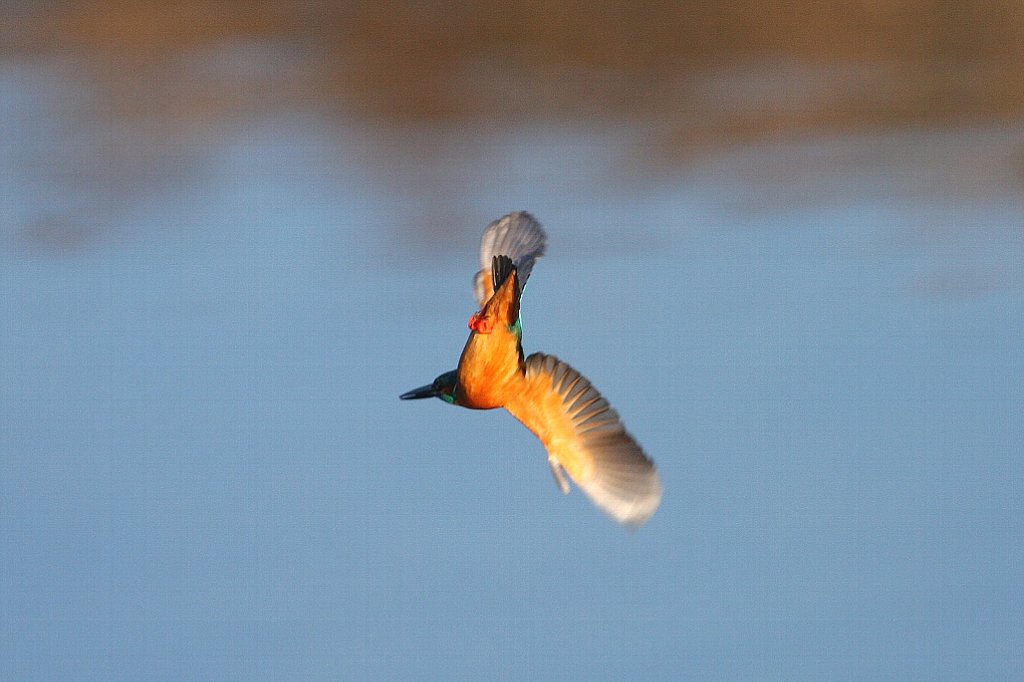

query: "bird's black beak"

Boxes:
[400, 384, 439, 400]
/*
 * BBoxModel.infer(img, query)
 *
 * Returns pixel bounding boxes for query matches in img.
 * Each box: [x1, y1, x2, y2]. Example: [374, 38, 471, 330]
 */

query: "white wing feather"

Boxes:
[472, 212, 547, 306]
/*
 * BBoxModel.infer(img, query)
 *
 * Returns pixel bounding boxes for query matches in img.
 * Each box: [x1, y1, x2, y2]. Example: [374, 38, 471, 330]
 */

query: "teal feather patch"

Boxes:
[508, 317, 523, 340]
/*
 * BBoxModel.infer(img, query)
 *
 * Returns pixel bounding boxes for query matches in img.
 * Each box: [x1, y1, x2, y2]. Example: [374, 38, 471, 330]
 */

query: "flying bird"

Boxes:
[401, 212, 661, 527]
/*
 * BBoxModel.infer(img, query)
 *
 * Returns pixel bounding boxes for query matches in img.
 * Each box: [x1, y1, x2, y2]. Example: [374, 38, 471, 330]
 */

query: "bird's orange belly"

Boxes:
[456, 328, 521, 409]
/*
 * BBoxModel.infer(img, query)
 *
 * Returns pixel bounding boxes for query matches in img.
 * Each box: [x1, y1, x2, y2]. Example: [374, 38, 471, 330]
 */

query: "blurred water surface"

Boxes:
[2, 3, 1023, 680]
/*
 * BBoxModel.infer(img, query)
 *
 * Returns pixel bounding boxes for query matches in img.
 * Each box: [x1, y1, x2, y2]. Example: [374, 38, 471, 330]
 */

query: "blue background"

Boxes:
[2, 5, 1023, 679]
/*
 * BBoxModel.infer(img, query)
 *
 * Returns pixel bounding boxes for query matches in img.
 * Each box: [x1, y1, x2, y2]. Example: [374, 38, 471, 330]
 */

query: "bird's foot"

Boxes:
[468, 312, 494, 334]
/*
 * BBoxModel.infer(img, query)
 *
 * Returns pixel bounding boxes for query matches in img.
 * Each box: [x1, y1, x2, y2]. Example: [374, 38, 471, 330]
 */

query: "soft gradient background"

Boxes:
[2, 2, 1022, 679]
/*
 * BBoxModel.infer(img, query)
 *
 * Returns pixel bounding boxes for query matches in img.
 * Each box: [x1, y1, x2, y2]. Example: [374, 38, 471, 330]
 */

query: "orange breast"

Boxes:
[456, 264, 523, 409]
[456, 326, 521, 408]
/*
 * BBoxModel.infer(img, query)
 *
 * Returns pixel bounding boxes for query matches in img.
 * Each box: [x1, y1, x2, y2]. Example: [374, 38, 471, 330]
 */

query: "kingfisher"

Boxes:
[401, 212, 661, 528]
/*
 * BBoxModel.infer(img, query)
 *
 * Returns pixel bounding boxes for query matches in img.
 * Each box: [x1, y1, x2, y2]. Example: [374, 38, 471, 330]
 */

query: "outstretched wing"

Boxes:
[503, 353, 662, 528]
[473, 211, 547, 306]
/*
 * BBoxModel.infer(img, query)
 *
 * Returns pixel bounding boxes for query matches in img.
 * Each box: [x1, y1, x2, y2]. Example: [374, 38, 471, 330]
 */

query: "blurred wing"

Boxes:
[473, 211, 547, 306]
[504, 353, 662, 528]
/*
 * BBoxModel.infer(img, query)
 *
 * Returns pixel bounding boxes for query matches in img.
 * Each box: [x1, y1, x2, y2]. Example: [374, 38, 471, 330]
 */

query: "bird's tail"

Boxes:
[491, 254, 517, 295]
[489, 254, 521, 325]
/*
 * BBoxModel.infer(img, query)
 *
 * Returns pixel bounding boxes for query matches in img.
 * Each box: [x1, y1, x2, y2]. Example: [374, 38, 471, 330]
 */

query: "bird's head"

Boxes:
[400, 370, 458, 405]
